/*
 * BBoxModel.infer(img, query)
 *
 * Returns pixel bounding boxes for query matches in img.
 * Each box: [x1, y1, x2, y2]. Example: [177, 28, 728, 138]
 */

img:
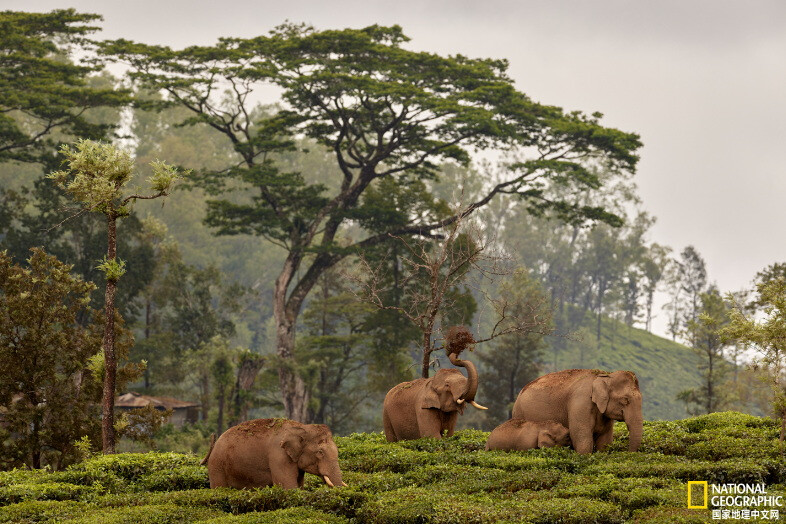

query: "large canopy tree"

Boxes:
[102, 23, 641, 421]
[0, 9, 127, 168]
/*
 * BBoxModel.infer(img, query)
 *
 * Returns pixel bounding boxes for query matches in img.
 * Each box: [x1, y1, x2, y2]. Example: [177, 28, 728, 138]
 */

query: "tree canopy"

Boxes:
[0, 9, 127, 168]
[101, 22, 642, 421]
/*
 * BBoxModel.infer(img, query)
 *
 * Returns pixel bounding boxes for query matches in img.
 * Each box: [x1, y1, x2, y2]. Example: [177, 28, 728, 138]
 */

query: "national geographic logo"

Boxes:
[688, 482, 783, 520]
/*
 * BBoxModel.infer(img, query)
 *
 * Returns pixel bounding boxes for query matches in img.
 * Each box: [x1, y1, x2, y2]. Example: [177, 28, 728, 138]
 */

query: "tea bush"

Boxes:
[0, 412, 782, 523]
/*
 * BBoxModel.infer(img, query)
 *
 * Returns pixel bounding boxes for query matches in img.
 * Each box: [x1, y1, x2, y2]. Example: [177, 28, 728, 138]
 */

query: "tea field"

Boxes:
[1, 412, 784, 523]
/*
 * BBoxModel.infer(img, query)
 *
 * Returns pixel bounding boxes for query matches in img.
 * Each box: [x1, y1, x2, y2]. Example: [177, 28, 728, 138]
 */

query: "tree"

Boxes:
[723, 275, 786, 442]
[641, 243, 671, 332]
[678, 286, 731, 415]
[478, 269, 553, 426]
[300, 267, 378, 432]
[102, 23, 641, 420]
[48, 140, 184, 453]
[0, 249, 134, 469]
[0, 9, 128, 168]
[677, 246, 708, 346]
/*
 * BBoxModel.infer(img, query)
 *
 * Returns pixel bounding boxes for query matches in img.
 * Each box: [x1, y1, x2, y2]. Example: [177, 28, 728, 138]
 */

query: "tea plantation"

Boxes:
[1, 412, 783, 523]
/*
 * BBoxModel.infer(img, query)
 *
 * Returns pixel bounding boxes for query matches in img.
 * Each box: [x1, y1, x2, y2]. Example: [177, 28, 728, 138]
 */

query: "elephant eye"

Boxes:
[316, 449, 324, 457]
[621, 397, 630, 406]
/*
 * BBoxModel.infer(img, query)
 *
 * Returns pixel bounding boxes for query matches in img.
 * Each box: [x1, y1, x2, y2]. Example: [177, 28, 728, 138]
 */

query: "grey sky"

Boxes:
[10, 0, 786, 330]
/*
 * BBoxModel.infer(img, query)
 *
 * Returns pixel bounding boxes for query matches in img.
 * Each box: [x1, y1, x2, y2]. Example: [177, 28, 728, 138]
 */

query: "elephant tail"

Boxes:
[200, 433, 216, 466]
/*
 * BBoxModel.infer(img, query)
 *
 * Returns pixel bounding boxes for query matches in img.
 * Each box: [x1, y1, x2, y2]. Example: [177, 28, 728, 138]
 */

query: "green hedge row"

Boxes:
[0, 412, 782, 523]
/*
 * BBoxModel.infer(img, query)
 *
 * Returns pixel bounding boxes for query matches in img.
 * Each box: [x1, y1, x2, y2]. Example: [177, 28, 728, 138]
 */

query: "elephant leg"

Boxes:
[443, 412, 459, 438]
[594, 422, 615, 451]
[269, 448, 302, 489]
[383, 410, 397, 442]
[416, 409, 443, 438]
[568, 413, 595, 454]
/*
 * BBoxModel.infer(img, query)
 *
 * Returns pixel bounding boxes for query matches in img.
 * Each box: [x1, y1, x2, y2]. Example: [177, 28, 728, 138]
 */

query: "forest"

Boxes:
[2, 8, 786, 522]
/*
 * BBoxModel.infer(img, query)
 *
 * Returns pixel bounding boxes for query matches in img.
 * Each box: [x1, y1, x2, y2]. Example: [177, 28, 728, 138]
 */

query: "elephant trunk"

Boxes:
[449, 353, 479, 403]
[320, 465, 345, 488]
[624, 407, 643, 452]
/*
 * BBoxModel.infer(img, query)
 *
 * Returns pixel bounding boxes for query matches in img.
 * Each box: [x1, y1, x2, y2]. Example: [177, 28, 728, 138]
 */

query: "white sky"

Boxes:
[10, 0, 786, 334]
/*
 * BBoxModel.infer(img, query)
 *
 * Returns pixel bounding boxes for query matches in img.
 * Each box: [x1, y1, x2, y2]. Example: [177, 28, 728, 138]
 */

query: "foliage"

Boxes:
[0, 413, 781, 523]
[723, 275, 786, 440]
[115, 405, 174, 450]
[48, 138, 185, 452]
[678, 287, 733, 415]
[0, 249, 101, 469]
[0, 9, 129, 168]
[478, 268, 553, 427]
[100, 22, 641, 421]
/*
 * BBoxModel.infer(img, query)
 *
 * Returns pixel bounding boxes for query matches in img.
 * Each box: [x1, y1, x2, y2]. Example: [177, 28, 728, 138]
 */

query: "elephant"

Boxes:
[485, 419, 572, 451]
[512, 369, 643, 454]
[382, 351, 487, 441]
[200, 418, 346, 489]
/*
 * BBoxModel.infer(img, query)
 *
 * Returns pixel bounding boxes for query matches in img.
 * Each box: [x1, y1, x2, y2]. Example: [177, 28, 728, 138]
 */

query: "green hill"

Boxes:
[542, 312, 703, 421]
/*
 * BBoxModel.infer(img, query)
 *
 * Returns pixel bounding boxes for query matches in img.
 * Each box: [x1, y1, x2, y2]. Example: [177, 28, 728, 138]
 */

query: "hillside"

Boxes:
[541, 312, 704, 421]
[0, 413, 782, 523]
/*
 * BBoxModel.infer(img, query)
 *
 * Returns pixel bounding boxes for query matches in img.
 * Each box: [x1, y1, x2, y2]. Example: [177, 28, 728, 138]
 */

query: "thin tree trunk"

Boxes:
[421, 331, 433, 378]
[144, 301, 151, 389]
[101, 215, 118, 454]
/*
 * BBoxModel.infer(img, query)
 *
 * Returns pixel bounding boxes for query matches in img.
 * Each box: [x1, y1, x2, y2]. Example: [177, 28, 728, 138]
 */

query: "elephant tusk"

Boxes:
[469, 400, 488, 410]
[456, 398, 465, 404]
[341, 481, 348, 487]
[323, 475, 335, 487]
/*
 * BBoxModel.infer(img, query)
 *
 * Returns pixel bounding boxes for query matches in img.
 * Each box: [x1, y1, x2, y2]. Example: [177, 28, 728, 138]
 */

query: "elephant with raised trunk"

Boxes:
[201, 418, 346, 489]
[383, 326, 487, 441]
[512, 369, 643, 454]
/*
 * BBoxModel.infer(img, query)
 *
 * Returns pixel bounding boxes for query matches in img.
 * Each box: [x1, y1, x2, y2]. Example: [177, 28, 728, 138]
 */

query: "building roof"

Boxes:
[115, 392, 199, 410]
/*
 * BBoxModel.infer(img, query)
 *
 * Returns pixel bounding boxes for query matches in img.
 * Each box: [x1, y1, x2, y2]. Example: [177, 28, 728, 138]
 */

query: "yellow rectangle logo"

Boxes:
[688, 481, 708, 509]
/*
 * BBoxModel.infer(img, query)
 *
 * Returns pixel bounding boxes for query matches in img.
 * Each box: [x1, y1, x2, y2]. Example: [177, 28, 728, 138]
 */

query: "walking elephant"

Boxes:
[485, 419, 572, 451]
[512, 369, 643, 454]
[383, 327, 487, 441]
[201, 418, 346, 489]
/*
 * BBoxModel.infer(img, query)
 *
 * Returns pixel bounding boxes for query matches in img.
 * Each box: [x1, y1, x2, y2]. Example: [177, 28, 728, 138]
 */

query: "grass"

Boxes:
[0, 412, 783, 523]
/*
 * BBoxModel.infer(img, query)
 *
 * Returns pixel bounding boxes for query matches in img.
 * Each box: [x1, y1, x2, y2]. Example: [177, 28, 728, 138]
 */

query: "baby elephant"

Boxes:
[485, 419, 572, 451]
[201, 418, 346, 489]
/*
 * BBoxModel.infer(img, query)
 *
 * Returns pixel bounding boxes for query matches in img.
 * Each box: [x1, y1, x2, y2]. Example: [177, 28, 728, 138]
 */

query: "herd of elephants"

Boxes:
[201, 328, 644, 490]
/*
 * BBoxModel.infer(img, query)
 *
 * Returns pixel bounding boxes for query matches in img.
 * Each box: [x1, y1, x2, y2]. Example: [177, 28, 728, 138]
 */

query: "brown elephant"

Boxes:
[485, 419, 572, 451]
[382, 352, 487, 441]
[512, 369, 643, 454]
[201, 418, 346, 489]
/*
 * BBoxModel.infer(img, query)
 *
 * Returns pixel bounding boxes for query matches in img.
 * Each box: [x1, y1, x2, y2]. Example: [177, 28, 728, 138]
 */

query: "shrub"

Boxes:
[64, 452, 200, 483]
[0, 482, 96, 504]
[136, 465, 209, 491]
[0, 500, 91, 523]
[199, 507, 349, 523]
[64, 503, 224, 523]
[632, 506, 711, 524]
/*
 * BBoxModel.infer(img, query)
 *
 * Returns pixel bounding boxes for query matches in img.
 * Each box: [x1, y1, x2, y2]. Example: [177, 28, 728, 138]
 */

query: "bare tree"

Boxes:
[352, 207, 552, 378]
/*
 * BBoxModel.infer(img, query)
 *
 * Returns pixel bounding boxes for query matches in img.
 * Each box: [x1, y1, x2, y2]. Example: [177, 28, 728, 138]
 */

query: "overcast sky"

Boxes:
[10, 0, 786, 331]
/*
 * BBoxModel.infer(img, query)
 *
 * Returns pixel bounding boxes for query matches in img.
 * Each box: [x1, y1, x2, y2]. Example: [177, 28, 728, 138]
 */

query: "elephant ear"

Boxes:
[280, 427, 307, 462]
[592, 375, 611, 414]
[537, 431, 557, 448]
[421, 383, 441, 410]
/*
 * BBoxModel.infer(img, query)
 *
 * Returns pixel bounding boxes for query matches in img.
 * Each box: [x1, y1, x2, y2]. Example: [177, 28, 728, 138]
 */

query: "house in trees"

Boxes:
[114, 392, 199, 428]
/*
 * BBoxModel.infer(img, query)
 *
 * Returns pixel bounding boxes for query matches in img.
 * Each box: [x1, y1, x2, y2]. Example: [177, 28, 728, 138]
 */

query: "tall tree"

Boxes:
[678, 286, 731, 414]
[677, 246, 708, 346]
[48, 140, 183, 453]
[102, 23, 640, 420]
[0, 9, 127, 167]
[723, 275, 786, 442]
